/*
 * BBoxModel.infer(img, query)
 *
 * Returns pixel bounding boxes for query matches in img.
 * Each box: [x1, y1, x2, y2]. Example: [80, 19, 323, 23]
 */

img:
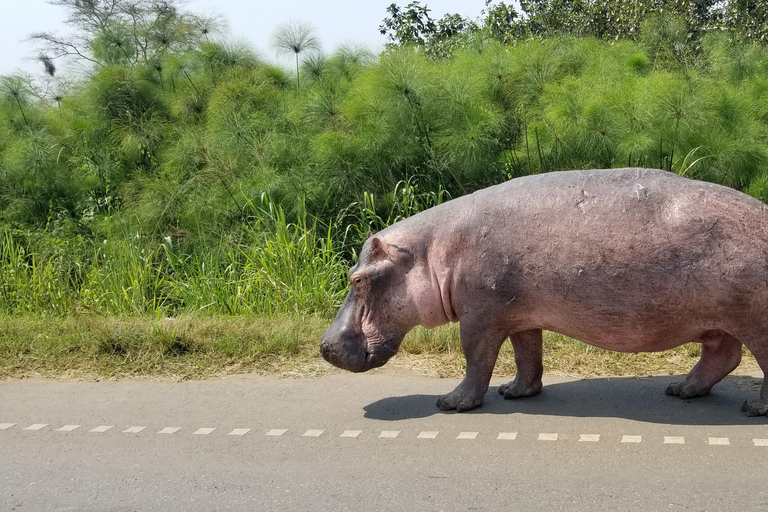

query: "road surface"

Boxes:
[2, 372, 768, 511]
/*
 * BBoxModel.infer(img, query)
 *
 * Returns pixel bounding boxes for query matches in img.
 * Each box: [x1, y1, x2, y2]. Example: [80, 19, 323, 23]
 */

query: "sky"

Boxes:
[0, 0, 490, 77]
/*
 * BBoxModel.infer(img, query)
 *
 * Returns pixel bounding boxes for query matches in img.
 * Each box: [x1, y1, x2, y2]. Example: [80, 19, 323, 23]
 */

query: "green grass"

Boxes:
[0, 315, 757, 380]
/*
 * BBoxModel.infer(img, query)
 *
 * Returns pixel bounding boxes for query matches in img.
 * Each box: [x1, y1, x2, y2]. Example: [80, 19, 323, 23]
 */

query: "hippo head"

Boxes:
[321, 236, 419, 372]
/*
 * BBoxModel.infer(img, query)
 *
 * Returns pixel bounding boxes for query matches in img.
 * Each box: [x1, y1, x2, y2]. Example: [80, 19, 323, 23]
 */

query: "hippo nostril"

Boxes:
[320, 340, 332, 361]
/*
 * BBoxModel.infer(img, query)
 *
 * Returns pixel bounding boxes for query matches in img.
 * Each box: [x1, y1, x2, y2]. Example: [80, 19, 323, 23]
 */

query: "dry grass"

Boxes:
[398, 324, 759, 379]
[0, 316, 759, 380]
[0, 315, 330, 380]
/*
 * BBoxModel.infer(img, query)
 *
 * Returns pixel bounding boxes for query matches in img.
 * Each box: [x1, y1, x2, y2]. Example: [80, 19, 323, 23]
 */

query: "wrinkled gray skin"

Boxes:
[320, 168, 768, 416]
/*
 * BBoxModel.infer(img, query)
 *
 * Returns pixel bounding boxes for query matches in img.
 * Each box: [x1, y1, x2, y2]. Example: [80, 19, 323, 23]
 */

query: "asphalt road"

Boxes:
[2, 372, 768, 511]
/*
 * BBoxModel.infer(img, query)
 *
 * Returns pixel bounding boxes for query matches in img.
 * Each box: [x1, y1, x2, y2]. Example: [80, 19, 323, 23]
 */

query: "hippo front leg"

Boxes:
[436, 320, 506, 412]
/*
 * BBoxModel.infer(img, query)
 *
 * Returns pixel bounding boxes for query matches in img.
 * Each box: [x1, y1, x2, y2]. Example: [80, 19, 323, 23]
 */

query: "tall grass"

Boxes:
[0, 194, 353, 316]
[0, 230, 74, 314]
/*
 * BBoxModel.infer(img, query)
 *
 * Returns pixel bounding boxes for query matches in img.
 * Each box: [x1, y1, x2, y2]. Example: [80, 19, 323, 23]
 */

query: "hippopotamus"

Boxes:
[320, 168, 768, 416]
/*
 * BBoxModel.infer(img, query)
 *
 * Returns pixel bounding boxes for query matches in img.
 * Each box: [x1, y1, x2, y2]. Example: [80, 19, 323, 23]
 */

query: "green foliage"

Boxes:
[482, 2, 520, 44]
[379, 1, 479, 58]
[722, 0, 768, 43]
[5, 0, 768, 318]
[379, 0, 768, 50]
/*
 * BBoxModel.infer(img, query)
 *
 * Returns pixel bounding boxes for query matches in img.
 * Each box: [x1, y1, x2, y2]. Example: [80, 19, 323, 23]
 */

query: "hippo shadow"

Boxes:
[362, 374, 765, 426]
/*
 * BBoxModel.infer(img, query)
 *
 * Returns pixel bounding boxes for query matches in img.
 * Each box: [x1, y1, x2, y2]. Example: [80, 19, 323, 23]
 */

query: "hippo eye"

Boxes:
[352, 276, 363, 286]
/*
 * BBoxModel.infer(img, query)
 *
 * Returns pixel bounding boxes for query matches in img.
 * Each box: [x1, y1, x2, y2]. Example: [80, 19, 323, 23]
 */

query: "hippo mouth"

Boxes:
[362, 342, 399, 370]
[320, 334, 399, 373]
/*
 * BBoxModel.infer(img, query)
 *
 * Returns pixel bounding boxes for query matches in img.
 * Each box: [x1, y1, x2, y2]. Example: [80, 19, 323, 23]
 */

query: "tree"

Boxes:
[723, 0, 768, 43]
[29, 0, 222, 71]
[481, 2, 519, 44]
[515, 0, 724, 42]
[380, 2, 438, 48]
[270, 21, 321, 90]
[379, 2, 477, 58]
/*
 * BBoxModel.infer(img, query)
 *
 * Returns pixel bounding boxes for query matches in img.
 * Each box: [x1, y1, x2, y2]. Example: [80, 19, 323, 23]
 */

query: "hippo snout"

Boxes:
[320, 325, 369, 373]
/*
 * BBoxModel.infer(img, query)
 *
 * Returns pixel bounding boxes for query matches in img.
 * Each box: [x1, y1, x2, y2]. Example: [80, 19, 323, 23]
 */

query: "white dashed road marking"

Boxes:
[5, 422, 765, 448]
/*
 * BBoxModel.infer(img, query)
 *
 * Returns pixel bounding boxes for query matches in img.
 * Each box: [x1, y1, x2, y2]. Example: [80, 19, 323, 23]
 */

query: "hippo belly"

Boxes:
[321, 168, 768, 417]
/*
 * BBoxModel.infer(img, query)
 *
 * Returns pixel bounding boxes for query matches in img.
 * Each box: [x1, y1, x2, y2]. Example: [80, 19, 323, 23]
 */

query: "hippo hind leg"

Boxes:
[738, 337, 768, 417]
[742, 379, 768, 417]
[498, 329, 543, 399]
[665, 330, 742, 399]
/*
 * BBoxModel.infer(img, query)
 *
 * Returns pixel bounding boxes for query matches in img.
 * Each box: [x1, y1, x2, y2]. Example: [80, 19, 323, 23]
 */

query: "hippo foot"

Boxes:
[741, 399, 768, 417]
[436, 389, 484, 412]
[664, 381, 711, 399]
[498, 377, 542, 399]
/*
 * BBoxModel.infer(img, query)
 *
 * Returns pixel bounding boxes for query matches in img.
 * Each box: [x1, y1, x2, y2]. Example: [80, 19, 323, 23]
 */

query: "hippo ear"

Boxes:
[367, 231, 374, 239]
[369, 237, 385, 259]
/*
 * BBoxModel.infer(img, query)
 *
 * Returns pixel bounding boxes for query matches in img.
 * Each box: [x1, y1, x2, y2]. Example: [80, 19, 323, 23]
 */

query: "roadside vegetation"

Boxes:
[3, 316, 756, 379]
[1, 0, 766, 378]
